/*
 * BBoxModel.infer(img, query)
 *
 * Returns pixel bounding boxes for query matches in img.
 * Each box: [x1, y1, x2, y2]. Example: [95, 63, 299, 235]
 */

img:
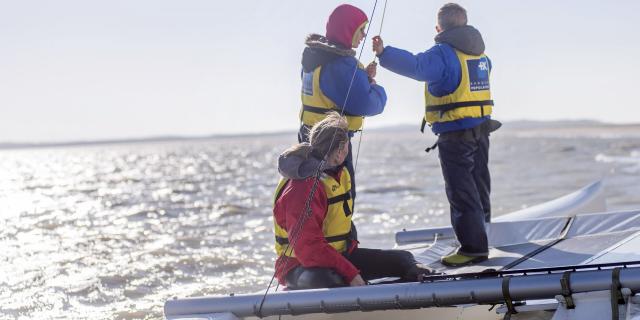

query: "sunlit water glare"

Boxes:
[1, 125, 639, 319]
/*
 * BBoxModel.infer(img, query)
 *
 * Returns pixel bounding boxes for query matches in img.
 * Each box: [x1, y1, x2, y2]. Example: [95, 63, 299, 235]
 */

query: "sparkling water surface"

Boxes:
[1, 125, 639, 319]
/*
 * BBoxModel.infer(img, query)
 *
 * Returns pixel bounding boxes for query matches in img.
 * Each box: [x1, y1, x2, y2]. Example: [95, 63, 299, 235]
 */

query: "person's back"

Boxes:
[373, 3, 500, 267]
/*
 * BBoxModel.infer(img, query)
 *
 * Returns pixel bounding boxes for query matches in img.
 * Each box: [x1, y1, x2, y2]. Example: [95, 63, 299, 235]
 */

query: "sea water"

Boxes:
[1, 124, 639, 319]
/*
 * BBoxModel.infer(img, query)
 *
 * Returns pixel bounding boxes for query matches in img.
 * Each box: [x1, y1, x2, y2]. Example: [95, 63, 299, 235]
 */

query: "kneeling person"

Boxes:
[273, 112, 431, 289]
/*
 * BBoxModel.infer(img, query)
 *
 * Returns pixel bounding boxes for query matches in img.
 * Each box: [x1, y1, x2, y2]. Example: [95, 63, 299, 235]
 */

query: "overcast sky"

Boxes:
[2, 0, 639, 143]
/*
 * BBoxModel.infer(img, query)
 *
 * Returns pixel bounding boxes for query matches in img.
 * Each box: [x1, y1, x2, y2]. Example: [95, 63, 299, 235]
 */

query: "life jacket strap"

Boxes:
[328, 192, 353, 216]
[424, 141, 438, 153]
[421, 100, 494, 133]
[327, 192, 351, 204]
[302, 105, 357, 117]
[421, 118, 427, 133]
[425, 100, 494, 114]
[275, 232, 352, 246]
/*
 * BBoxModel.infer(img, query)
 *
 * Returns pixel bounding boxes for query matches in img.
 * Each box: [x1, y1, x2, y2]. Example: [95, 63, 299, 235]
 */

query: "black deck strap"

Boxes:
[560, 271, 576, 309]
[611, 267, 625, 320]
[501, 276, 518, 319]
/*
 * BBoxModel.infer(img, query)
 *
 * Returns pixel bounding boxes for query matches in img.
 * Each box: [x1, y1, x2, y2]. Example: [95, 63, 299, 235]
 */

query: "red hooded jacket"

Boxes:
[273, 169, 359, 285]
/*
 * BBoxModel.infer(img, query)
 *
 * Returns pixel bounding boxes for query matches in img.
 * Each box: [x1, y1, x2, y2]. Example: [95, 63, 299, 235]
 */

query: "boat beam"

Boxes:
[164, 265, 640, 319]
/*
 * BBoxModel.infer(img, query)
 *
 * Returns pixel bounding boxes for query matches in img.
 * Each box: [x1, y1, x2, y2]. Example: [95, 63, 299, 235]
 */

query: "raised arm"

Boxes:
[379, 46, 446, 82]
[320, 57, 387, 117]
[373, 36, 446, 83]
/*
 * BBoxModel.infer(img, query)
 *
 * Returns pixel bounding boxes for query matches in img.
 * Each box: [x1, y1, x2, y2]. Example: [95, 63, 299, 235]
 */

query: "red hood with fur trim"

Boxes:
[325, 4, 368, 49]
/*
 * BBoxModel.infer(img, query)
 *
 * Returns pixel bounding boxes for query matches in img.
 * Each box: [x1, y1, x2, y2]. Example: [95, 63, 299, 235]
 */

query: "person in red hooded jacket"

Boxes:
[274, 112, 433, 290]
[298, 4, 388, 207]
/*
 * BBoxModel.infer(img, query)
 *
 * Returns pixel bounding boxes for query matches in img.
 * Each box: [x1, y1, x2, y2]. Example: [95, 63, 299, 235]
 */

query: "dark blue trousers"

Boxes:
[437, 123, 491, 256]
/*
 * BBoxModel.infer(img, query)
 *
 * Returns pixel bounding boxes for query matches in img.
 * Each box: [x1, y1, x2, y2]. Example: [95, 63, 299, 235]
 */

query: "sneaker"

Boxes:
[440, 252, 488, 267]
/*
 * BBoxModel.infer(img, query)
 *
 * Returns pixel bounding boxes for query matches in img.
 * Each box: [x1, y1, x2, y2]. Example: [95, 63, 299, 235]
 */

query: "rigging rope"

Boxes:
[353, 0, 388, 184]
[355, 0, 388, 173]
[257, 1, 390, 316]
[378, 0, 389, 37]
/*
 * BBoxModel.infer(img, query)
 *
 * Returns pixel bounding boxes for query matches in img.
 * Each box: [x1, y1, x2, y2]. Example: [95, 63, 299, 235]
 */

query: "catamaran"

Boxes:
[164, 181, 640, 320]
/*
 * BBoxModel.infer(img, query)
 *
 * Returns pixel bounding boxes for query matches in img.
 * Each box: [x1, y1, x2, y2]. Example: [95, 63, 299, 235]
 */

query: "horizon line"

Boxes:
[2, 119, 639, 151]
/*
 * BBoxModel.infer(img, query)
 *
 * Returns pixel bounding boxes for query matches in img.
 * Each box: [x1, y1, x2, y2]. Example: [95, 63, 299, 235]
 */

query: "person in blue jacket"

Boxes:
[298, 4, 388, 204]
[373, 3, 501, 267]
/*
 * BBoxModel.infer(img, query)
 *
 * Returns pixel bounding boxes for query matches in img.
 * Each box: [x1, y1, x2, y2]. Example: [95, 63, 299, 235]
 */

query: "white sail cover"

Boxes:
[401, 210, 640, 273]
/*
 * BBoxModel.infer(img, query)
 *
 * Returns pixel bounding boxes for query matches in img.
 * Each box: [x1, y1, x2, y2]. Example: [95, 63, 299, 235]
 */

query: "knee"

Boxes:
[289, 267, 346, 290]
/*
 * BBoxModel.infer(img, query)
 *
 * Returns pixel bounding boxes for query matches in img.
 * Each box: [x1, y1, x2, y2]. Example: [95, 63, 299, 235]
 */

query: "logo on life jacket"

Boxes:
[467, 57, 490, 92]
[302, 72, 314, 96]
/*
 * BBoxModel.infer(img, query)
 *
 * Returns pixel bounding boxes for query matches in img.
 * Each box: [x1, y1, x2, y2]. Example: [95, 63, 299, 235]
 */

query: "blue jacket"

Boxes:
[379, 26, 491, 134]
[301, 37, 387, 119]
[319, 56, 387, 117]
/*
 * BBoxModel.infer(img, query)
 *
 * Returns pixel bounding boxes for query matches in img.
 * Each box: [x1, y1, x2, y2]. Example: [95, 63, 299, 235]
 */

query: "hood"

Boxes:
[434, 25, 485, 56]
[302, 34, 355, 72]
[325, 4, 368, 49]
[277, 144, 325, 180]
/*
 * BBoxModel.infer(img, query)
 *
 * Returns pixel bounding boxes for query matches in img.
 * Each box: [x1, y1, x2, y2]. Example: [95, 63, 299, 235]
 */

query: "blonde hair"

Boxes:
[286, 112, 349, 160]
[438, 3, 467, 31]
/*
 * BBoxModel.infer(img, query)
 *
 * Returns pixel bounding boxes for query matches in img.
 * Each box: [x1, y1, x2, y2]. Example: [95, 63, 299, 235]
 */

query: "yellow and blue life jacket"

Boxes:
[300, 63, 365, 132]
[273, 168, 354, 258]
[422, 50, 493, 132]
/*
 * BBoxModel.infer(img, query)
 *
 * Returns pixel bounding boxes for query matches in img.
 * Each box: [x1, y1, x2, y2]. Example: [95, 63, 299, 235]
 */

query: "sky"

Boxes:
[1, 0, 640, 143]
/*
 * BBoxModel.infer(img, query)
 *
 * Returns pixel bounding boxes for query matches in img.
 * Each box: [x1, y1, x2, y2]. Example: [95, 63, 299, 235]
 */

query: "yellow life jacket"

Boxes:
[300, 63, 365, 132]
[422, 50, 493, 132]
[273, 168, 354, 258]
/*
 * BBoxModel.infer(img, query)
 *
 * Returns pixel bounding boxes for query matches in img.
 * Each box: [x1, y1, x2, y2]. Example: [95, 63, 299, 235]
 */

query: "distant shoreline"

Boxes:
[2, 120, 639, 150]
[0, 131, 294, 150]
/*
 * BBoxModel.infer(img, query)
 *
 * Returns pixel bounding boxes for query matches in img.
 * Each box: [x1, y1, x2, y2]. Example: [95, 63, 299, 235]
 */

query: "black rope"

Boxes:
[500, 216, 575, 271]
[257, 1, 383, 317]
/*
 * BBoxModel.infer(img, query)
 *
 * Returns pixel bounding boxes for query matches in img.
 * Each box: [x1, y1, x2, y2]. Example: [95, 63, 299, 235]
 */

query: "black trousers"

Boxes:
[284, 247, 422, 290]
[437, 121, 492, 256]
[298, 125, 356, 201]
